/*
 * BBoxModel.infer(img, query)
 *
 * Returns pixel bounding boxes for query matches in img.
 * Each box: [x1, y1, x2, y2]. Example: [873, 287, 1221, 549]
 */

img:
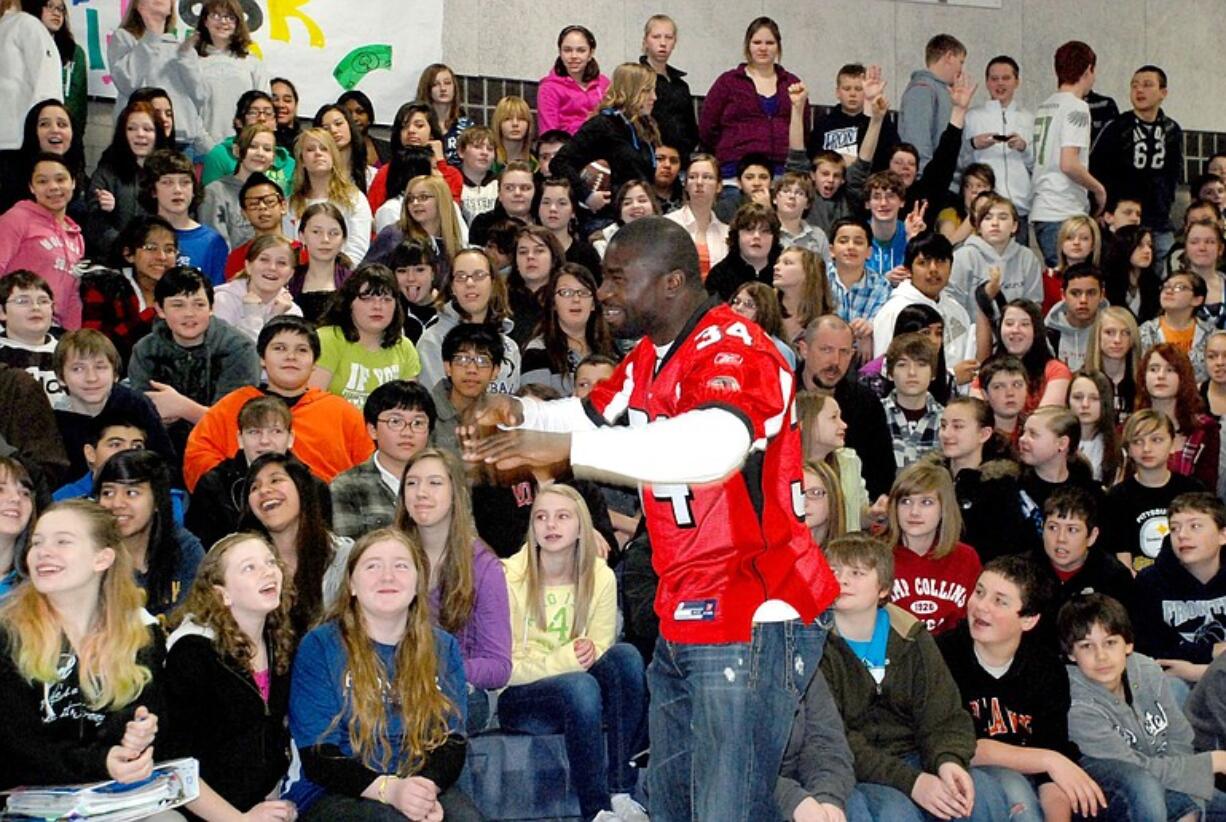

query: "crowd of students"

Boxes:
[4, 0, 1226, 820]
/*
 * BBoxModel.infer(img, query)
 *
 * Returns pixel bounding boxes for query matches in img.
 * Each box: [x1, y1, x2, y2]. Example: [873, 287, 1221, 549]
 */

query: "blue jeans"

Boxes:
[1080, 756, 1204, 821]
[645, 617, 831, 822]
[1153, 229, 1176, 274]
[1034, 220, 1063, 268]
[496, 642, 646, 818]
[856, 762, 1010, 821]
[976, 766, 1042, 822]
[1015, 214, 1031, 248]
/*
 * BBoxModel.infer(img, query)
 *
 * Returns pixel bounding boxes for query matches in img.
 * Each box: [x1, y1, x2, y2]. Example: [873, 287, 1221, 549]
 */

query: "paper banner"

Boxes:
[70, 0, 442, 124]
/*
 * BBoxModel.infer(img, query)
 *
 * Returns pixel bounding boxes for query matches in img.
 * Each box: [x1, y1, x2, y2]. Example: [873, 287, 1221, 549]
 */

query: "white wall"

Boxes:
[441, 0, 1226, 131]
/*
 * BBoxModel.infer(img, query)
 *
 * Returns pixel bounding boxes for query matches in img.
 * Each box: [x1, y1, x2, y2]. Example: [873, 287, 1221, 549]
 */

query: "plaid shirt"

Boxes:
[79, 269, 153, 367]
[1168, 413, 1220, 491]
[827, 267, 893, 324]
[883, 390, 943, 469]
[329, 457, 397, 539]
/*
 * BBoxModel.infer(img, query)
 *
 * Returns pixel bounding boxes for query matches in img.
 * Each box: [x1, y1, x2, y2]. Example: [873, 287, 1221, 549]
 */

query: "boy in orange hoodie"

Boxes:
[183, 315, 372, 491]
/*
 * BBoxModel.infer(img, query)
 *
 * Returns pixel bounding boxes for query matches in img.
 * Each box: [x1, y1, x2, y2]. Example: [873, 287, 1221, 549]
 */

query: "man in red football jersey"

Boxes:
[463, 216, 841, 821]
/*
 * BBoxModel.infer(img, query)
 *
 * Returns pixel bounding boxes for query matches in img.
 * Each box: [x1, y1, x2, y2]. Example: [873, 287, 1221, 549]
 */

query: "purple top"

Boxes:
[427, 538, 512, 690]
[699, 63, 801, 175]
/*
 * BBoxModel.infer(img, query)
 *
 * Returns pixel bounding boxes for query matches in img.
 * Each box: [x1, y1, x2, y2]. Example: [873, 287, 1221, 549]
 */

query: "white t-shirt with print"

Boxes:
[1030, 91, 1092, 222]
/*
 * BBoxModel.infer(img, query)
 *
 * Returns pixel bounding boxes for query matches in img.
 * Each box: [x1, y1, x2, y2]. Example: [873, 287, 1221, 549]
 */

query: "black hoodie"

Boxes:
[1031, 543, 1135, 650]
[1134, 544, 1226, 664]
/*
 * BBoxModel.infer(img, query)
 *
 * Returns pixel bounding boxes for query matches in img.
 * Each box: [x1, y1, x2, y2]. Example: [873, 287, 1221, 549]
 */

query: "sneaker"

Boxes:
[611, 793, 649, 822]
[592, 812, 620, 821]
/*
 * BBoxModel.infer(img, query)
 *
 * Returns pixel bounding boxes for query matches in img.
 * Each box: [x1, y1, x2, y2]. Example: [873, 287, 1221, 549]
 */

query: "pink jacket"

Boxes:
[0, 201, 84, 328]
[536, 72, 610, 135]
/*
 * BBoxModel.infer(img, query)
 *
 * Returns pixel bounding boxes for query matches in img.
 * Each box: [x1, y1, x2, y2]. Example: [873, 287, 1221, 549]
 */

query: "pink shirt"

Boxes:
[0, 201, 84, 328]
[536, 72, 610, 135]
[252, 668, 271, 703]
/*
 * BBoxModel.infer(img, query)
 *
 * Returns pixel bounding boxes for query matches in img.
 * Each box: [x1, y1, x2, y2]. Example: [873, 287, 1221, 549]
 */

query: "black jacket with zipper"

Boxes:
[164, 624, 292, 815]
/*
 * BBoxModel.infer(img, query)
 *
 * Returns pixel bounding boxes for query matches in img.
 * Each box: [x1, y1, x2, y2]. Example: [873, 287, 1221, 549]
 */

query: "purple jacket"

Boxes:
[428, 539, 512, 690]
[699, 63, 801, 174]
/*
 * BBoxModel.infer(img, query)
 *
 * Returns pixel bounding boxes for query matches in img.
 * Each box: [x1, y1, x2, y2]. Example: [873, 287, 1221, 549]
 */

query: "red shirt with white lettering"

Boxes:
[585, 301, 839, 644]
[890, 541, 982, 635]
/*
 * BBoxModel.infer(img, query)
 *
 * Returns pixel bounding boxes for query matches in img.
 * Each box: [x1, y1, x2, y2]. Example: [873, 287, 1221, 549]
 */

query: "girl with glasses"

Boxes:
[193, 0, 267, 151]
[522, 263, 616, 395]
[415, 246, 520, 395]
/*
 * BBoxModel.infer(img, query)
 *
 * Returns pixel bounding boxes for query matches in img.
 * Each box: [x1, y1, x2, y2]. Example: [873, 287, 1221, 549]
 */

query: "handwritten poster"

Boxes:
[70, 0, 444, 124]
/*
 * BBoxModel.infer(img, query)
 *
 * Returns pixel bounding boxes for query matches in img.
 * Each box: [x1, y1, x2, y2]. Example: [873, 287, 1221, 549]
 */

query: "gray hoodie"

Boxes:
[415, 302, 521, 395]
[199, 174, 254, 251]
[1067, 652, 1214, 802]
[948, 234, 1044, 322]
[1045, 301, 1101, 372]
[899, 69, 952, 169]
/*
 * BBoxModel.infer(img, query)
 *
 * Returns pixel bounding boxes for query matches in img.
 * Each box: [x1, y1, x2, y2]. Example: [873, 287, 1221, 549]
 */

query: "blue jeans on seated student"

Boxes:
[1033, 220, 1063, 268]
[854, 752, 1010, 822]
[976, 766, 1042, 822]
[496, 642, 646, 819]
[1079, 756, 1209, 821]
[646, 617, 830, 822]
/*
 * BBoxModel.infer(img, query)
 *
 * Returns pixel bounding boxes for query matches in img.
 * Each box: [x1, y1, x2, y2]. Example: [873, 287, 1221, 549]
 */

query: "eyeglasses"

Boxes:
[1161, 283, 1192, 294]
[555, 287, 593, 300]
[246, 107, 276, 120]
[729, 297, 757, 310]
[453, 271, 490, 285]
[140, 243, 178, 256]
[7, 295, 52, 308]
[207, 10, 238, 22]
[357, 293, 395, 304]
[377, 415, 429, 433]
[44, 2, 67, 13]
[451, 353, 494, 369]
[803, 488, 828, 501]
[406, 193, 436, 204]
[243, 194, 282, 210]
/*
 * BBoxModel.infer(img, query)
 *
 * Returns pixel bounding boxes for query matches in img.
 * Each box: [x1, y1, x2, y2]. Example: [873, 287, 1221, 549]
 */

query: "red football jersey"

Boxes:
[586, 302, 838, 643]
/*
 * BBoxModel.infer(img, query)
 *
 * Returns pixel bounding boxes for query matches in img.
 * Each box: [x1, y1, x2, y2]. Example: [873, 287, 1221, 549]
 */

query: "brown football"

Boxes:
[580, 160, 612, 193]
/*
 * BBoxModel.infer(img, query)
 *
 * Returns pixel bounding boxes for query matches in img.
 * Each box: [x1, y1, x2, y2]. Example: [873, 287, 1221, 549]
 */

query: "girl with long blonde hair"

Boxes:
[1084, 306, 1141, 420]
[369, 174, 465, 275]
[165, 532, 297, 820]
[394, 448, 511, 731]
[884, 461, 980, 635]
[491, 95, 534, 168]
[289, 127, 372, 263]
[286, 527, 479, 820]
[0, 500, 162, 791]
[498, 484, 648, 821]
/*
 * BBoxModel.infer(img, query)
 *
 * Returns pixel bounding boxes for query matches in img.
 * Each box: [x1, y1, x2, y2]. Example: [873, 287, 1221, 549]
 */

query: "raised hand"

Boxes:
[788, 81, 808, 109]
[950, 72, 977, 110]
[863, 64, 886, 105]
[904, 200, 928, 239]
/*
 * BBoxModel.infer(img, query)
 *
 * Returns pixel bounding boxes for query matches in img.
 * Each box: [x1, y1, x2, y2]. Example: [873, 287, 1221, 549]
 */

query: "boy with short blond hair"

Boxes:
[819, 532, 1009, 820]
